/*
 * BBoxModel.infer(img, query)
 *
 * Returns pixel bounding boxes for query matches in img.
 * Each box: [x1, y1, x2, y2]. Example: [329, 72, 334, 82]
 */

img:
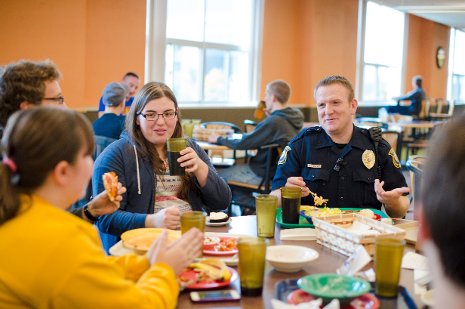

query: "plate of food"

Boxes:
[287, 289, 380, 308]
[178, 258, 237, 290]
[300, 207, 384, 225]
[206, 212, 231, 226]
[120, 228, 181, 252]
[203, 236, 238, 256]
[297, 274, 371, 306]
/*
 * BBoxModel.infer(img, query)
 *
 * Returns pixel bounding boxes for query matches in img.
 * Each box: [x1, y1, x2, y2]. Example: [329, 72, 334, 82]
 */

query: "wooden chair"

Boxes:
[404, 120, 445, 157]
[227, 143, 281, 215]
[419, 98, 431, 120]
[382, 130, 401, 158]
[428, 98, 454, 120]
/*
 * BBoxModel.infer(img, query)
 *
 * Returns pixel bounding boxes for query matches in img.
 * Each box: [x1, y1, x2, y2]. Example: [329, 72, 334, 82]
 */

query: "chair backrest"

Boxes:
[94, 135, 117, 159]
[436, 98, 454, 116]
[200, 121, 242, 133]
[419, 98, 431, 119]
[258, 143, 282, 192]
[382, 130, 401, 157]
[243, 119, 257, 133]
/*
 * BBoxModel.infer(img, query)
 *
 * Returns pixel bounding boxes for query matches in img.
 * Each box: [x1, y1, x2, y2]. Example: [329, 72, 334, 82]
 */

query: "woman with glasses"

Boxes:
[92, 82, 232, 253]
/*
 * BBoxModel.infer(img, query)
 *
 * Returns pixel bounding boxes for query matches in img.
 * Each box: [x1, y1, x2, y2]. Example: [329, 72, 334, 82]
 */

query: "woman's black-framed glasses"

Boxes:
[42, 96, 65, 104]
[138, 110, 177, 121]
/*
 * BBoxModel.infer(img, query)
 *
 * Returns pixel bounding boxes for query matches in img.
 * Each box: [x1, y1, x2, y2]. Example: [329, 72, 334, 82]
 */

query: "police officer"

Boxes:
[271, 75, 410, 218]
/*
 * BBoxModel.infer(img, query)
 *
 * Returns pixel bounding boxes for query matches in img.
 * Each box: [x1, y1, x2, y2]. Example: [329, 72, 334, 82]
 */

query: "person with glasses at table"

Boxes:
[0, 59, 65, 136]
[0, 59, 125, 224]
[92, 82, 231, 253]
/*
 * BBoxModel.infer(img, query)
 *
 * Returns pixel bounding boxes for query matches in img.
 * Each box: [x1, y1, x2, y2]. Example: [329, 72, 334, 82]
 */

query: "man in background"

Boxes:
[97, 72, 139, 117]
[388, 75, 426, 118]
[93, 82, 127, 140]
[419, 112, 465, 309]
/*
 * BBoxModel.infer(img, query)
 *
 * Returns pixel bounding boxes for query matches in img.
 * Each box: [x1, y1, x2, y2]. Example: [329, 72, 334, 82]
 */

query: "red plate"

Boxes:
[287, 289, 380, 309]
[203, 236, 238, 256]
[179, 267, 238, 290]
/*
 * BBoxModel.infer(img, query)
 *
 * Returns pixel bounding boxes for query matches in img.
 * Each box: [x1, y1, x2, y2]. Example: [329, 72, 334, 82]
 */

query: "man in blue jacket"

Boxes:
[388, 75, 426, 118]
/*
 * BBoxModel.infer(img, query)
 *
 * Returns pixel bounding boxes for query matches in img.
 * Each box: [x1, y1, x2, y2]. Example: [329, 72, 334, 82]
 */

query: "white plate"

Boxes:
[421, 289, 434, 306]
[206, 217, 232, 227]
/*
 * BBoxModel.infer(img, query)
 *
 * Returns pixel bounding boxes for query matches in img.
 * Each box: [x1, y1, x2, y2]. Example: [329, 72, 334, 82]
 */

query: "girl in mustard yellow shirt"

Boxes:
[0, 107, 203, 308]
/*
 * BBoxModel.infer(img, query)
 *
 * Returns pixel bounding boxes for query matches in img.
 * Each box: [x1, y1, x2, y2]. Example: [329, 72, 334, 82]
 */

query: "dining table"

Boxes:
[177, 215, 422, 308]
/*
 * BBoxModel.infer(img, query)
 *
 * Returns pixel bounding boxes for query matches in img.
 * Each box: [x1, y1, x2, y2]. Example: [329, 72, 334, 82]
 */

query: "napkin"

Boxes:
[337, 245, 371, 276]
[280, 228, 317, 241]
[271, 298, 340, 309]
[414, 269, 431, 295]
[402, 251, 429, 270]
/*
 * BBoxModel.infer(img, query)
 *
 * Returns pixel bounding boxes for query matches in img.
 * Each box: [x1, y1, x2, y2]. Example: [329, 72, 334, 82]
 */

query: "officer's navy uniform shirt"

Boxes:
[272, 125, 407, 210]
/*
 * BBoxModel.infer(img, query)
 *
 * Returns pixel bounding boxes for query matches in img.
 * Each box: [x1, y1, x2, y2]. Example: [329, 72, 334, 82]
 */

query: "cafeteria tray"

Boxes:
[275, 279, 418, 309]
[276, 208, 388, 229]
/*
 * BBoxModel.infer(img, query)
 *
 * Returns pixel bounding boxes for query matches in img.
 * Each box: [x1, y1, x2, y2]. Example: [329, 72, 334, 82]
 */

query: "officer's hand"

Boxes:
[286, 177, 310, 197]
[374, 179, 410, 205]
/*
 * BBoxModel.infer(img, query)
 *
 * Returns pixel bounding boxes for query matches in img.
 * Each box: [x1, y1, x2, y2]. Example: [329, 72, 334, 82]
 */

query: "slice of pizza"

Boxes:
[102, 171, 118, 202]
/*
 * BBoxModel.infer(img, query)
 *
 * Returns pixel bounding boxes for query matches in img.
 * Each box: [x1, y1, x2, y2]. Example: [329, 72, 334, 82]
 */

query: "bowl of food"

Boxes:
[266, 245, 319, 273]
[297, 273, 371, 305]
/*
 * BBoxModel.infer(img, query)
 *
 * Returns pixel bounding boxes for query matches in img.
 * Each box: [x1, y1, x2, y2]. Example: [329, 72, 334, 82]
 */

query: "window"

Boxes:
[448, 29, 465, 104]
[358, 1, 405, 105]
[148, 0, 262, 106]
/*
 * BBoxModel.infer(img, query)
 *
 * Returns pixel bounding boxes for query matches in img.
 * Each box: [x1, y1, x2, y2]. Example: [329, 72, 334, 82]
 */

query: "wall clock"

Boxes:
[436, 47, 446, 69]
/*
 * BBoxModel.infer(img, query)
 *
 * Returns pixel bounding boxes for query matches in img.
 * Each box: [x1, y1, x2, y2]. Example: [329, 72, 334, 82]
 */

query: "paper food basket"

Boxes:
[312, 213, 406, 256]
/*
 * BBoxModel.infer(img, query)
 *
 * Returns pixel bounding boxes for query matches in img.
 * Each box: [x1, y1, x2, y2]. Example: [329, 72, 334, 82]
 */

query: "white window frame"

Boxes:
[356, 0, 407, 106]
[145, 0, 263, 107]
[447, 28, 465, 105]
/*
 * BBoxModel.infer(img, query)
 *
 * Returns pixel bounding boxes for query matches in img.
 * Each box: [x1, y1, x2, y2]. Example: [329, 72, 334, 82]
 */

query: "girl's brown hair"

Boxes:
[0, 107, 94, 225]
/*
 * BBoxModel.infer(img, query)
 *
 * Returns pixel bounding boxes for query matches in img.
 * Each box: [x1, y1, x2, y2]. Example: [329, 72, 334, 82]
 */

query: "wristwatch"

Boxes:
[83, 205, 98, 222]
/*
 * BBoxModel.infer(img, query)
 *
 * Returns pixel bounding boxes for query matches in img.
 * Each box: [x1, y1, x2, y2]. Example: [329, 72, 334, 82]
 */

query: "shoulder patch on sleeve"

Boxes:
[388, 148, 401, 169]
[278, 146, 291, 165]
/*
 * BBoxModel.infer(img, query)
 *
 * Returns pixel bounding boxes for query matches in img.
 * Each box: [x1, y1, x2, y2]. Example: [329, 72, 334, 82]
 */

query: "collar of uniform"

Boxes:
[315, 131, 334, 149]
[316, 125, 371, 150]
[350, 126, 373, 150]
